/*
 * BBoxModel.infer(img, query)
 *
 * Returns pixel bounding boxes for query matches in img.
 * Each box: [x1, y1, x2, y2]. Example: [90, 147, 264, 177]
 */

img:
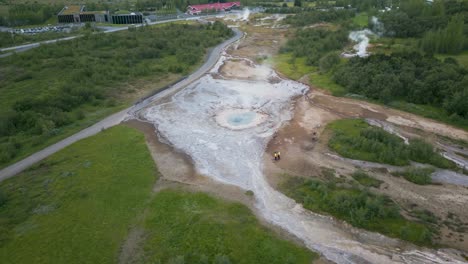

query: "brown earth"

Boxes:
[264, 94, 468, 252]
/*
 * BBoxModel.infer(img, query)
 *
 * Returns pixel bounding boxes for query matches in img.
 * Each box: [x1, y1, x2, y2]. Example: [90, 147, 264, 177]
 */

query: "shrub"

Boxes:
[396, 167, 434, 185]
[351, 170, 383, 188]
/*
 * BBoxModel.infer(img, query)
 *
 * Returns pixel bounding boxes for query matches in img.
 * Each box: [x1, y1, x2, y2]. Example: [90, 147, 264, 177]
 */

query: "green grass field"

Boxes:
[308, 71, 346, 95]
[0, 125, 318, 263]
[0, 125, 157, 263]
[141, 190, 317, 263]
[270, 53, 317, 80]
[352, 12, 368, 28]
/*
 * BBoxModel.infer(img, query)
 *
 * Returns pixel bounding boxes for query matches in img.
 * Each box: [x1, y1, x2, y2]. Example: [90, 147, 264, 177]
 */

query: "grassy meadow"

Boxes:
[141, 190, 317, 264]
[0, 125, 157, 263]
[0, 125, 318, 263]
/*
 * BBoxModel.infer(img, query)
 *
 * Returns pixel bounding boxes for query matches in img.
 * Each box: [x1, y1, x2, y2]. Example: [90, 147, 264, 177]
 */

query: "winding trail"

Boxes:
[0, 28, 243, 182]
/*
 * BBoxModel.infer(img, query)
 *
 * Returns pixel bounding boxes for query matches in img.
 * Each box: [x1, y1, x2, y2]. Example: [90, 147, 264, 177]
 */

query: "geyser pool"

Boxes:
[216, 109, 268, 130]
[229, 112, 255, 125]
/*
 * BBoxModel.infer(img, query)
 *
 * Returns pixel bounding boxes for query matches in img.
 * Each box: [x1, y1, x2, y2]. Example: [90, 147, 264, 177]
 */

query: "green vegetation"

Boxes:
[281, 176, 434, 246]
[0, 22, 232, 169]
[0, 125, 317, 263]
[436, 51, 468, 69]
[352, 12, 368, 27]
[141, 190, 317, 263]
[281, 28, 348, 66]
[327, 119, 455, 169]
[386, 100, 468, 131]
[275, 0, 468, 131]
[271, 53, 316, 80]
[309, 72, 346, 95]
[0, 30, 81, 49]
[420, 15, 465, 54]
[0, 125, 157, 263]
[333, 53, 468, 128]
[0, 3, 60, 26]
[394, 167, 435, 185]
[351, 170, 382, 188]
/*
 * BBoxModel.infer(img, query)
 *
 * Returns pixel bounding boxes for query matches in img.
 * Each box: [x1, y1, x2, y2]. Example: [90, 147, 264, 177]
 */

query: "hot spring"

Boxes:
[216, 109, 267, 130]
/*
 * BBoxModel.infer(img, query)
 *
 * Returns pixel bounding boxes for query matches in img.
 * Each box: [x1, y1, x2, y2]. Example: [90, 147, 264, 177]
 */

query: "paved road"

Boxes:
[0, 28, 243, 182]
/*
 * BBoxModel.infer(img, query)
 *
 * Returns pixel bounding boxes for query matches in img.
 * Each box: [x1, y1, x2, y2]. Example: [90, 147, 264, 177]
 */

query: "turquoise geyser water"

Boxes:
[143, 56, 466, 264]
[216, 109, 268, 130]
[228, 111, 255, 126]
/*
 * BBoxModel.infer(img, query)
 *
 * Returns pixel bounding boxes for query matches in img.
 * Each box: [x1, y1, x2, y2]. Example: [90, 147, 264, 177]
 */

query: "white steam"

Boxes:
[342, 29, 374, 58]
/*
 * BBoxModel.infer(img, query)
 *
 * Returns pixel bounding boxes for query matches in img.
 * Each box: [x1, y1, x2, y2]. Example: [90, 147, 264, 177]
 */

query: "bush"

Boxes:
[327, 119, 455, 169]
[396, 167, 434, 185]
[0, 190, 7, 207]
[282, 29, 348, 66]
[281, 176, 434, 246]
[351, 170, 383, 188]
[319, 52, 341, 73]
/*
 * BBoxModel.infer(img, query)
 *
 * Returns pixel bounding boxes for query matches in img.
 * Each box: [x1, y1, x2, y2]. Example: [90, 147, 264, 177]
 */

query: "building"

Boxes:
[57, 5, 142, 24]
[111, 13, 143, 24]
[186, 1, 241, 15]
[58, 5, 110, 23]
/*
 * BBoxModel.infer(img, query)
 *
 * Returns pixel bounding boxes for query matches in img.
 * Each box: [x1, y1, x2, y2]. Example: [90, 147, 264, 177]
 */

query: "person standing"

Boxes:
[277, 151, 281, 160]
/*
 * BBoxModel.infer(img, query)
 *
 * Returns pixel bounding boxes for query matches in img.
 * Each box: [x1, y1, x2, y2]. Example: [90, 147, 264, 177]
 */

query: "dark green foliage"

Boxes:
[283, 9, 355, 26]
[264, 7, 313, 14]
[333, 52, 468, 120]
[378, 0, 467, 38]
[281, 176, 434, 246]
[294, 0, 302, 7]
[407, 139, 454, 169]
[327, 119, 456, 169]
[281, 29, 348, 66]
[0, 23, 232, 167]
[396, 167, 434, 185]
[420, 15, 465, 54]
[319, 52, 341, 72]
[0, 190, 6, 207]
[1, 4, 60, 26]
[351, 170, 383, 188]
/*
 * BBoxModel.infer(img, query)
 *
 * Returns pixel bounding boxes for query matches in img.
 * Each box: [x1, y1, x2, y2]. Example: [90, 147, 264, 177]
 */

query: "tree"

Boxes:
[319, 52, 340, 72]
[294, 0, 302, 7]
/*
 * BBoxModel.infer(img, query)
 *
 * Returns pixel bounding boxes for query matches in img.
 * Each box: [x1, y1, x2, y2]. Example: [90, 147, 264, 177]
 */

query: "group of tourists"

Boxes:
[273, 151, 281, 161]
